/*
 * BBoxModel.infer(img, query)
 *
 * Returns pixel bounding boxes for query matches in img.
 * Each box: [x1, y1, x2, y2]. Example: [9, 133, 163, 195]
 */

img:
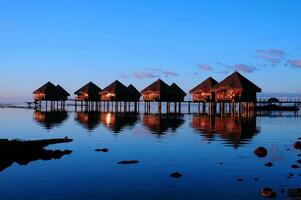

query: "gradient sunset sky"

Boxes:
[1, 0, 301, 102]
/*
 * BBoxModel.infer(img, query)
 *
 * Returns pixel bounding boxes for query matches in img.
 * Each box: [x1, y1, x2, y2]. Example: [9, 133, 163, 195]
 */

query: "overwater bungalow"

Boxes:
[127, 84, 141, 102]
[190, 77, 218, 102]
[56, 85, 70, 101]
[140, 79, 173, 102]
[33, 81, 59, 101]
[100, 80, 131, 101]
[74, 82, 102, 101]
[170, 83, 186, 102]
[212, 71, 261, 102]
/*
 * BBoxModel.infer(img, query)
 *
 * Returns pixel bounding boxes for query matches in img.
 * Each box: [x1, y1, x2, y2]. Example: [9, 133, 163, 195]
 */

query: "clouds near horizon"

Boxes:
[198, 64, 213, 72]
[128, 68, 178, 79]
[255, 49, 285, 64]
[233, 64, 256, 73]
[288, 60, 301, 69]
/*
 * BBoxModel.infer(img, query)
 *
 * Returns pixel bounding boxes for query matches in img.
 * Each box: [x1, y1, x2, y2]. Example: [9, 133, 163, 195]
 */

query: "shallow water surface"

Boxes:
[0, 108, 300, 200]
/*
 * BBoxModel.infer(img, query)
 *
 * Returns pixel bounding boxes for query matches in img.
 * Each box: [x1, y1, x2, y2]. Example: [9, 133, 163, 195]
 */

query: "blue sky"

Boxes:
[1, 0, 301, 102]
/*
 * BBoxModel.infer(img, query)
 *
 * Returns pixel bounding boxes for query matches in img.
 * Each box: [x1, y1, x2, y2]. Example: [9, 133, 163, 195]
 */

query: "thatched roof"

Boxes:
[190, 77, 218, 93]
[74, 82, 102, 95]
[127, 84, 141, 98]
[101, 80, 130, 95]
[213, 71, 261, 92]
[140, 79, 171, 94]
[56, 85, 70, 97]
[33, 81, 58, 94]
[170, 83, 186, 96]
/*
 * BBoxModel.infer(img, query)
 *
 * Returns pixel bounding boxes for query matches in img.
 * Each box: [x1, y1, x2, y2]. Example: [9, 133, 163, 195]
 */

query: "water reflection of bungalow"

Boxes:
[142, 114, 185, 134]
[33, 111, 68, 130]
[100, 112, 139, 133]
[190, 115, 259, 148]
[74, 112, 101, 131]
[213, 71, 261, 102]
[74, 82, 102, 101]
[190, 77, 218, 102]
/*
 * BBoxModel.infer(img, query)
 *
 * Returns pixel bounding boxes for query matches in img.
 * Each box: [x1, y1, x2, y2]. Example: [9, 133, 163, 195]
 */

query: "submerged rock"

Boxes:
[254, 147, 267, 157]
[254, 177, 259, 181]
[236, 178, 243, 182]
[95, 148, 109, 152]
[117, 160, 139, 165]
[265, 162, 273, 167]
[261, 187, 276, 199]
[291, 164, 300, 169]
[170, 172, 183, 178]
[294, 141, 301, 149]
[287, 188, 301, 199]
[297, 159, 301, 164]
[0, 138, 73, 172]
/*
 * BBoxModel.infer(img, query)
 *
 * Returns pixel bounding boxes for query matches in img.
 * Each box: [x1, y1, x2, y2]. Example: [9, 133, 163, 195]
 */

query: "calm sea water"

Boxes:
[0, 108, 300, 200]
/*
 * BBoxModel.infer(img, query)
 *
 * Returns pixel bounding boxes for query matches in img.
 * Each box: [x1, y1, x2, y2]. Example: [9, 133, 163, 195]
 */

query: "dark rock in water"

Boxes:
[287, 188, 301, 199]
[64, 150, 72, 154]
[261, 187, 276, 199]
[254, 177, 259, 181]
[236, 178, 243, 182]
[219, 162, 223, 165]
[265, 162, 273, 167]
[288, 173, 294, 177]
[298, 137, 301, 140]
[95, 148, 109, 152]
[117, 160, 139, 165]
[298, 154, 301, 157]
[254, 147, 267, 157]
[0, 138, 73, 172]
[291, 164, 300, 169]
[294, 141, 301, 149]
[170, 172, 183, 178]
[286, 148, 290, 151]
[297, 159, 301, 164]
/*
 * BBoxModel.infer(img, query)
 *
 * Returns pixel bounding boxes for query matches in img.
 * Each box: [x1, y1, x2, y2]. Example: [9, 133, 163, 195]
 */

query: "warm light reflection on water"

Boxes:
[0, 108, 300, 200]
[106, 112, 111, 126]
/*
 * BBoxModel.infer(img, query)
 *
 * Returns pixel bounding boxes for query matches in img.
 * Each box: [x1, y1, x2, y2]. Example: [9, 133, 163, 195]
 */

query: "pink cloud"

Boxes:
[132, 68, 178, 79]
[198, 64, 213, 71]
[132, 71, 157, 79]
[162, 70, 178, 77]
[121, 74, 130, 79]
[255, 49, 285, 64]
[233, 64, 256, 73]
[288, 60, 301, 69]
